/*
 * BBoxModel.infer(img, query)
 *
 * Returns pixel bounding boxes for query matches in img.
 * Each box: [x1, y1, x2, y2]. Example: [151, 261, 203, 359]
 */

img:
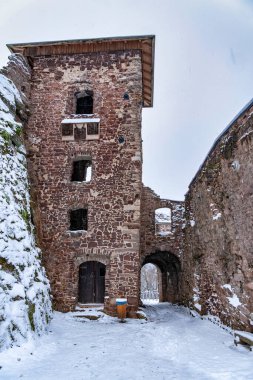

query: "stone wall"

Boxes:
[140, 186, 185, 302]
[183, 102, 253, 331]
[7, 44, 253, 330]
[25, 50, 143, 315]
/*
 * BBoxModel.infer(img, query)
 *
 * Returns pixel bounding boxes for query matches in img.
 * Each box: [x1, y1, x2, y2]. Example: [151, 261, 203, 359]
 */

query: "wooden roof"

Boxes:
[7, 35, 155, 107]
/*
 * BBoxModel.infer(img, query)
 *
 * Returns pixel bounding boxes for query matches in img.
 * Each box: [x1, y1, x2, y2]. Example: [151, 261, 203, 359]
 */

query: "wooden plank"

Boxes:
[23, 39, 150, 57]
[234, 332, 253, 350]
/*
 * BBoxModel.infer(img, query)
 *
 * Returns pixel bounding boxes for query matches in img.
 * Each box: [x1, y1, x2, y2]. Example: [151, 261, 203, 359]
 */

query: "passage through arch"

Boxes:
[141, 251, 181, 304]
[78, 261, 106, 303]
[141, 263, 162, 304]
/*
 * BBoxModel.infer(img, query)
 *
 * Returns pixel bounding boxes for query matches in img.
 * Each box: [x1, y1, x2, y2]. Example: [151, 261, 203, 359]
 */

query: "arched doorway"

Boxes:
[78, 261, 106, 303]
[141, 263, 162, 304]
[141, 251, 181, 303]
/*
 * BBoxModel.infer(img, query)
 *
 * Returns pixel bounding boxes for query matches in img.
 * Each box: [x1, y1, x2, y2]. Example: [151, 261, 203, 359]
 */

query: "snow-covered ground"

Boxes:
[0, 303, 252, 380]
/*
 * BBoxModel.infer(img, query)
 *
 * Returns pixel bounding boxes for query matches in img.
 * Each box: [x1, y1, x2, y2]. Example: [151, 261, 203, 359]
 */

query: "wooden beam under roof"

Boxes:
[7, 35, 155, 107]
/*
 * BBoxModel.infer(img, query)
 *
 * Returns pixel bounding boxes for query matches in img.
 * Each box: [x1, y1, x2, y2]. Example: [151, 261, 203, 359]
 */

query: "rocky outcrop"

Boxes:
[0, 55, 52, 351]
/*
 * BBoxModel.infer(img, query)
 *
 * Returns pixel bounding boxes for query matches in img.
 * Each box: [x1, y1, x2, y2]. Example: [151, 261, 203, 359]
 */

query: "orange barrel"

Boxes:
[116, 298, 127, 320]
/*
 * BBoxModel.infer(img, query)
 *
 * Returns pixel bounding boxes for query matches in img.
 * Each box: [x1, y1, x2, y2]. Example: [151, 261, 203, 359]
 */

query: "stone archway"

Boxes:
[140, 263, 162, 303]
[141, 251, 181, 303]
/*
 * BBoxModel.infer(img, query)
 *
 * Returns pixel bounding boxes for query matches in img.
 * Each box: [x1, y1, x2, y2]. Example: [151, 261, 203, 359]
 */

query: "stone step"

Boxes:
[76, 303, 103, 309]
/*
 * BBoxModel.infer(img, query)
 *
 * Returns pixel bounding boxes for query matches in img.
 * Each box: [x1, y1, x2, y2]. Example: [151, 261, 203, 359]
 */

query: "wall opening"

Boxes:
[76, 91, 93, 114]
[61, 122, 100, 141]
[141, 251, 181, 304]
[155, 207, 172, 236]
[70, 208, 88, 231]
[62, 123, 73, 138]
[74, 125, 86, 141]
[78, 261, 106, 303]
[141, 263, 162, 304]
[71, 158, 92, 182]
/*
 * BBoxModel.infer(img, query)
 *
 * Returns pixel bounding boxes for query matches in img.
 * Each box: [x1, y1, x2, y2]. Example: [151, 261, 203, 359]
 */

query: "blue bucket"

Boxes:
[116, 298, 127, 305]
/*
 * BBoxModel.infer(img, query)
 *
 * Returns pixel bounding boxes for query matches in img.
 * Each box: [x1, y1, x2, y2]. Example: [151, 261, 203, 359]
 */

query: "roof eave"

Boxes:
[6, 35, 155, 108]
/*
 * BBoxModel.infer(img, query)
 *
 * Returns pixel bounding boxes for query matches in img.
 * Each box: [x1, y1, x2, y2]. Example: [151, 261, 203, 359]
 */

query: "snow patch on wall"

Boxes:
[222, 284, 242, 308]
[210, 203, 222, 221]
[0, 66, 52, 352]
[231, 160, 240, 171]
[190, 219, 195, 227]
[193, 273, 201, 311]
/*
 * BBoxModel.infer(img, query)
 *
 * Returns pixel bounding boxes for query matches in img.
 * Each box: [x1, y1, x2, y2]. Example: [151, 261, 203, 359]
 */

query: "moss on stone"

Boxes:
[15, 126, 22, 136]
[0, 257, 16, 273]
[0, 130, 11, 143]
[28, 303, 35, 331]
[20, 209, 32, 232]
[221, 133, 238, 160]
[20, 209, 29, 223]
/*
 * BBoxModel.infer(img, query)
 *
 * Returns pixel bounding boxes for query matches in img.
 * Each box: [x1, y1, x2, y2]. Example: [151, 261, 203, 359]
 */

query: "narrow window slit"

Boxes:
[70, 208, 88, 231]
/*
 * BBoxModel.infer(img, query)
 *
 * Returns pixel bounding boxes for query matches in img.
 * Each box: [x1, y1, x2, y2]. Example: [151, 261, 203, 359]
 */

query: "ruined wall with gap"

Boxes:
[183, 103, 253, 331]
[140, 186, 185, 261]
[25, 50, 143, 315]
[140, 186, 185, 302]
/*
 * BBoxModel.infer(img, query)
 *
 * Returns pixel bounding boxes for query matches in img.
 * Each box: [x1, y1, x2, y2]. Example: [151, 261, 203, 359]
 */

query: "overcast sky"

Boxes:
[1, 0, 253, 200]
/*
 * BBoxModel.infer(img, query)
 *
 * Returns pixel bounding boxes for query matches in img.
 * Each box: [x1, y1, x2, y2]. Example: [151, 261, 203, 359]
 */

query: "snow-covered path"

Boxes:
[0, 303, 252, 380]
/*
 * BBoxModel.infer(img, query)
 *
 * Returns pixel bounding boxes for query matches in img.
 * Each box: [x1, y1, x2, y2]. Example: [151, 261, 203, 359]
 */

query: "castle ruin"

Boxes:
[4, 35, 253, 330]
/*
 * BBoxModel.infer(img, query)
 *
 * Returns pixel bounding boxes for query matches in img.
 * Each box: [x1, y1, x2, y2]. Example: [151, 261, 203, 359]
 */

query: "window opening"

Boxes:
[118, 136, 125, 144]
[87, 123, 99, 135]
[155, 207, 172, 236]
[61, 120, 99, 141]
[71, 159, 92, 182]
[74, 125, 86, 141]
[70, 208, 88, 231]
[62, 124, 73, 137]
[76, 92, 93, 114]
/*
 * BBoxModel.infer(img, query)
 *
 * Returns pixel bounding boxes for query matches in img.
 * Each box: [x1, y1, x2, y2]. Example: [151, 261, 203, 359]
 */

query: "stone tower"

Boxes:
[8, 36, 155, 315]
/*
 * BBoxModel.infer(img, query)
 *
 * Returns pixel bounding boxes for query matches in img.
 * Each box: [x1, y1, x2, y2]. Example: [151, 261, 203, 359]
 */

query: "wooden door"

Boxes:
[78, 261, 105, 303]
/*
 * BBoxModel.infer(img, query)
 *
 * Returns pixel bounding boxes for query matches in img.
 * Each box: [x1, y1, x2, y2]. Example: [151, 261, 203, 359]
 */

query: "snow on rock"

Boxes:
[213, 212, 222, 220]
[190, 219, 195, 227]
[0, 62, 52, 352]
[186, 209, 195, 228]
[222, 284, 242, 308]
[228, 294, 242, 308]
[210, 202, 222, 221]
[231, 159, 240, 171]
[155, 207, 171, 223]
[193, 273, 201, 311]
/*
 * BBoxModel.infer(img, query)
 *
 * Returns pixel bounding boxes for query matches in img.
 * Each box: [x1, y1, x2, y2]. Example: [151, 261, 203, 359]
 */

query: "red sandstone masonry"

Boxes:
[183, 104, 253, 331]
[140, 186, 185, 302]
[140, 186, 184, 261]
[3, 48, 253, 329]
[25, 50, 143, 314]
